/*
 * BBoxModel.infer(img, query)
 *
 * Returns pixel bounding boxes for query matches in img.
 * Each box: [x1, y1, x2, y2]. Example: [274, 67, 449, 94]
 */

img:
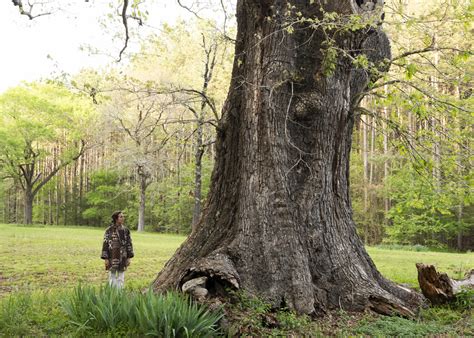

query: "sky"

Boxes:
[0, 1, 191, 93]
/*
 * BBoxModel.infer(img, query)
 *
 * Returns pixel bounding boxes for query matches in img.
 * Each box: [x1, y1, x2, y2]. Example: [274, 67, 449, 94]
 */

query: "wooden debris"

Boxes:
[416, 263, 474, 305]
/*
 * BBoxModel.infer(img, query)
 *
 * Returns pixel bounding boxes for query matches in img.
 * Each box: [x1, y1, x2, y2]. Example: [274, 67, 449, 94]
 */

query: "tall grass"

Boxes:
[0, 290, 70, 336]
[61, 285, 223, 337]
[0, 292, 34, 336]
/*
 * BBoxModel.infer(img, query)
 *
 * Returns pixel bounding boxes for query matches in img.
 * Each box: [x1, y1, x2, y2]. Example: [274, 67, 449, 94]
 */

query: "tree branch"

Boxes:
[32, 140, 86, 196]
[393, 46, 468, 62]
[369, 79, 470, 113]
[176, 0, 202, 19]
[12, 0, 51, 20]
[118, 0, 130, 62]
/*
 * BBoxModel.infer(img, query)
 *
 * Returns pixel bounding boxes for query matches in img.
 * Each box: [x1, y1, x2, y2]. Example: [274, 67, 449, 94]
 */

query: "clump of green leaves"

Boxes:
[453, 287, 474, 311]
[0, 292, 35, 336]
[61, 285, 222, 337]
[321, 40, 339, 76]
[82, 169, 137, 227]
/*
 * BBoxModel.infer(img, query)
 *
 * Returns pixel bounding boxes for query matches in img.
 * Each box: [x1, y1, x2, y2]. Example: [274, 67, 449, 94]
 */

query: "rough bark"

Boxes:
[417, 263, 474, 305]
[153, 0, 423, 316]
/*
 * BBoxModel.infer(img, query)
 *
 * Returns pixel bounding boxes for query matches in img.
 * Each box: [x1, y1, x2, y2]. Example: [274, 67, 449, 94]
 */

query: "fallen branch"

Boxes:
[416, 263, 474, 305]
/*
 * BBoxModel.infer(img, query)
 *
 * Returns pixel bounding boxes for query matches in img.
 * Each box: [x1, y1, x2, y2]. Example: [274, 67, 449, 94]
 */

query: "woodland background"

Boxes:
[0, 0, 472, 250]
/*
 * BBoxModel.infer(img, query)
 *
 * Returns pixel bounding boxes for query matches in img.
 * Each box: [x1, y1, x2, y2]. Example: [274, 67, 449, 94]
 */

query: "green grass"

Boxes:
[0, 223, 185, 295]
[367, 246, 474, 286]
[1, 223, 472, 294]
[0, 223, 473, 336]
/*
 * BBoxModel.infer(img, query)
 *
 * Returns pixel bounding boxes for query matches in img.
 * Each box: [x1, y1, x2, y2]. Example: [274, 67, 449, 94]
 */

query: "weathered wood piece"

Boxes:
[416, 263, 474, 305]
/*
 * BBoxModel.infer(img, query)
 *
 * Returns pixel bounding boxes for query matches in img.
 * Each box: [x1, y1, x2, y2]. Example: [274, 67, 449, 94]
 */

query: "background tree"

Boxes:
[2, 0, 471, 254]
[0, 82, 96, 224]
[131, 19, 234, 231]
[102, 80, 175, 232]
[82, 169, 136, 226]
[351, 0, 473, 249]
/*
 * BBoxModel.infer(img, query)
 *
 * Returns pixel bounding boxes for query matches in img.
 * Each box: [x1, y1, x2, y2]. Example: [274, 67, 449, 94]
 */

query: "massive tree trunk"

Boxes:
[153, 0, 422, 315]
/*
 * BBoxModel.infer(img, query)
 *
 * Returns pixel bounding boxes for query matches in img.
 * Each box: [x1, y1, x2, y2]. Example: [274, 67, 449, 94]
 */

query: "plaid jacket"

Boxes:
[101, 224, 134, 271]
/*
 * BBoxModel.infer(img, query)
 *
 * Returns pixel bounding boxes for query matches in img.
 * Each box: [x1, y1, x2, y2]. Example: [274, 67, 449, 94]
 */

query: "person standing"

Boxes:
[101, 211, 134, 288]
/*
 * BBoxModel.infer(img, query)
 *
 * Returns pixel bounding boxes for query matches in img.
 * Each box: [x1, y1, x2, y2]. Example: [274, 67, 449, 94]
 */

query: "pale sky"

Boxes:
[0, 1, 192, 93]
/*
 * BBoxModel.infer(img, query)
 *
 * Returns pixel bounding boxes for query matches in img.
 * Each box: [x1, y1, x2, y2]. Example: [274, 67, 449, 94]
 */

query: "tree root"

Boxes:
[179, 253, 240, 300]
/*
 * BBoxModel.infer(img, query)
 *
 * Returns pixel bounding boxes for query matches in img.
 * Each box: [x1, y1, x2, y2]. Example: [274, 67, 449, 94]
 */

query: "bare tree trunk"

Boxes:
[383, 88, 390, 218]
[431, 36, 441, 191]
[152, 0, 422, 316]
[9, 185, 15, 223]
[41, 186, 46, 224]
[192, 126, 204, 231]
[24, 188, 33, 225]
[192, 36, 217, 232]
[55, 146, 60, 225]
[73, 153, 78, 225]
[63, 165, 68, 225]
[15, 188, 20, 223]
[137, 169, 149, 232]
[362, 113, 369, 244]
[454, 84, 465, 251]
[48, 188, 52, 224]
[79, 151, 85, 224]
[4, 185, 8, 223]
[369, 115, 375, 185]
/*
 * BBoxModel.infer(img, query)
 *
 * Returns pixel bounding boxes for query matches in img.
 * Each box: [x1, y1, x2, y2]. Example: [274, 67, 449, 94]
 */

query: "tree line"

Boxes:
[0, 1, 472, 251]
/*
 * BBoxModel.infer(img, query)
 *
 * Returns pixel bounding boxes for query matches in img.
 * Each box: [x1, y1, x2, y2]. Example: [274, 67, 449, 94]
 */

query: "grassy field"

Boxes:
[1, 223, 472, 294]
[0, 223, 185, 295]
[0, 223, 473, 336]
[368, 246, 474, 286]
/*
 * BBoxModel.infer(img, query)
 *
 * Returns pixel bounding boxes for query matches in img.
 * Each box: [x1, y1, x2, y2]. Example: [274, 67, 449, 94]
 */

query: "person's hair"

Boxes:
[111, 210, 122, 224]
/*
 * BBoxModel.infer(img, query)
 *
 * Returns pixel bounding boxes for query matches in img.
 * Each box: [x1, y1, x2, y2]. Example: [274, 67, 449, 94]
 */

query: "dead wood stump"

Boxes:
[416, 263, 474, 305]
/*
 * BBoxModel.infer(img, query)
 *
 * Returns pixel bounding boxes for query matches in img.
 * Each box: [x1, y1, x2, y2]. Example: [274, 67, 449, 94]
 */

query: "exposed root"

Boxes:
[179, 253, 240, 301]
[368, 295, 416, 318]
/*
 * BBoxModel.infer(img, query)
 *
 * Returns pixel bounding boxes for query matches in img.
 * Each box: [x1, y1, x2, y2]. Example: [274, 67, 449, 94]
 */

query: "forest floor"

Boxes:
[0, 223, 473, 336]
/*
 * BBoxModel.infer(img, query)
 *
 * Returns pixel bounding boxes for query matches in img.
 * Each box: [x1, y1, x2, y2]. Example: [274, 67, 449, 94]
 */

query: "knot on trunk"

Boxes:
[180, 253, 240, 301]
[321, 0, 384, 17]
